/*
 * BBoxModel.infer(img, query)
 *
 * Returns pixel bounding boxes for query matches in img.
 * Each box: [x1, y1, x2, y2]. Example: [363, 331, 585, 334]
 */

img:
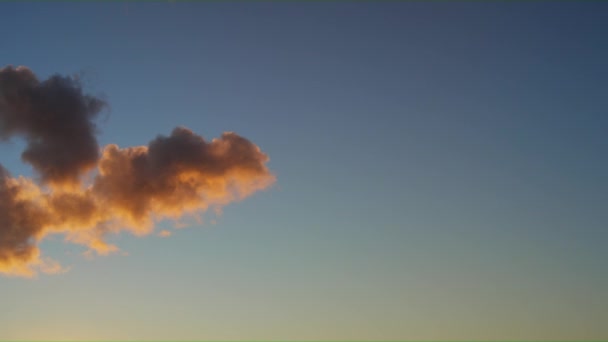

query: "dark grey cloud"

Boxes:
[0, 66, 106, 185]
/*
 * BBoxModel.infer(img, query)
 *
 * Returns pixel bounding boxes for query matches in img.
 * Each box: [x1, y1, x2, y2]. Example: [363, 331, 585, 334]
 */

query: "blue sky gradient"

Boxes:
[1, 2, 607, 340]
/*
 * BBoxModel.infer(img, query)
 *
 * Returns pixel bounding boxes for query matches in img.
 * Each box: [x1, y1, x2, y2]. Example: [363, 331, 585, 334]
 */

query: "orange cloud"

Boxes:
[0, 66, 275, 277]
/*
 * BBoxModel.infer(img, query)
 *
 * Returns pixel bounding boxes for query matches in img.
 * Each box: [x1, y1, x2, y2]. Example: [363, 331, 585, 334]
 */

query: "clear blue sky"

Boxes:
[1, 1, 607, 340]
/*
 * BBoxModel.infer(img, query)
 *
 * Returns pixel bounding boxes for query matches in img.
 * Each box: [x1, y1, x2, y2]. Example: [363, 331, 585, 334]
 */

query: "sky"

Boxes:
[0, 1, 607, 340]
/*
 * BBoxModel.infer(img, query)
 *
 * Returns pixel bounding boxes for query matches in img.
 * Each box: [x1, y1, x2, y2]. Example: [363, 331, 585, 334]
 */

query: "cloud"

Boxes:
[0, 165, 50, 277]
[0, 66, 275, 277]
[158, 230, 172, 238]
[0, 66, 106, 186]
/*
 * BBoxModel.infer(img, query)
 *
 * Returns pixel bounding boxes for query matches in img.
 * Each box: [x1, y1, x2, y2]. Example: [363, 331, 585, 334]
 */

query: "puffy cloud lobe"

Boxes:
[93, 128, 274, 229]
[0, 65, 106, 186]
[0, 166, 55, 277]
[0, 66, 275, 277]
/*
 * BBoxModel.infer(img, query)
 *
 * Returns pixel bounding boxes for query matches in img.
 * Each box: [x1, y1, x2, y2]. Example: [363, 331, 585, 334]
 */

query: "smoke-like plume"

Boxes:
[0, 66, 275, 277]
[0, 66, 106, 186]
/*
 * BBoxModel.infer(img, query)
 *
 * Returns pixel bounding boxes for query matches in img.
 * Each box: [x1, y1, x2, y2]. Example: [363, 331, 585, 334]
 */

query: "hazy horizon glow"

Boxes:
[1, 1, 607, 340]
